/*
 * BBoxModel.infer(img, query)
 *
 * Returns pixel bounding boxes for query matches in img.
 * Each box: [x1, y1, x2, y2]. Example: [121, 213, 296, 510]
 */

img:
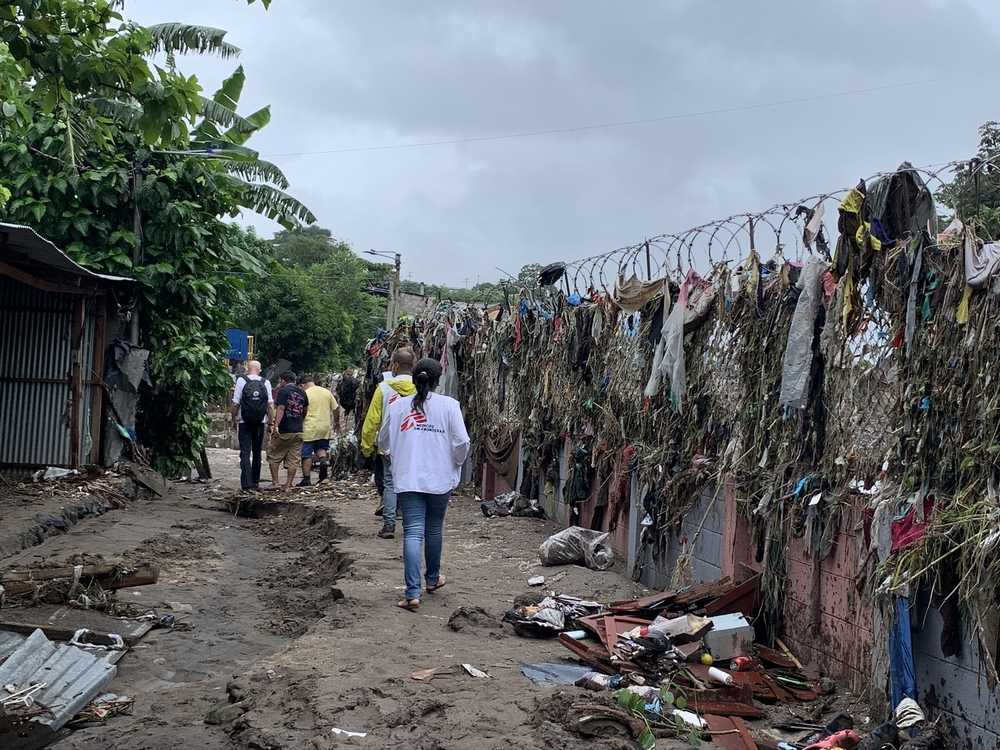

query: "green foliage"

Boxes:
[0, 0, 311, 476]
[937, 121, 1000, 240]
[233, 227, 386, 371]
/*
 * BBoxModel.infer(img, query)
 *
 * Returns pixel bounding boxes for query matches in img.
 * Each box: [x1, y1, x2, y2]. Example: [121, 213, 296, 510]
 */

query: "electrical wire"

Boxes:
[262, 67, 1000, 158]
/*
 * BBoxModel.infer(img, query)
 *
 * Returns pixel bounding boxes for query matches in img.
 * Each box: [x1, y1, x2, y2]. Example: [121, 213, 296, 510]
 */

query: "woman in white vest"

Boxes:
[378, 358, 470, 609]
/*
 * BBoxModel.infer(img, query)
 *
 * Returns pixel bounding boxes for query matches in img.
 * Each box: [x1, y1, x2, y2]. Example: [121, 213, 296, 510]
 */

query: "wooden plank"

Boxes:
[70, 296, 85, 468]
[703, 715, 748, 750]
[88, 294, 106, 465]
[1, 563, 159, 598]
[731, 717, 759, 749]
[0, 619, 153, 647]
[705, 574, 762, 618]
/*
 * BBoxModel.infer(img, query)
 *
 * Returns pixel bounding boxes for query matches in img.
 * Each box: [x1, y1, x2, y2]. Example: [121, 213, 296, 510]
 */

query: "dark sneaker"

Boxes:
[377, 524, 395, 539]
[296, 477, 311, 487]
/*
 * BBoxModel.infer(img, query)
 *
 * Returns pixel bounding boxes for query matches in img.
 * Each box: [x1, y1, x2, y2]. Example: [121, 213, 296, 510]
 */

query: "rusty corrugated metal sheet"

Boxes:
[0, 222, 130, 283]
[0, 628, 117, 733]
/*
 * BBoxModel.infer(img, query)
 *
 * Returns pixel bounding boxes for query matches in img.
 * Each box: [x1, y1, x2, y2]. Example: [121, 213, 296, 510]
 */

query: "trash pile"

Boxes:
[481, 491, 546, 518]
[511, 576, 943, 749]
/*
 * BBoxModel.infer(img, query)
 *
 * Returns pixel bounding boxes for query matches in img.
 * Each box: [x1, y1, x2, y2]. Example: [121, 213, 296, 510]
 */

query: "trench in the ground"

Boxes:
[227, 498, 353, 638]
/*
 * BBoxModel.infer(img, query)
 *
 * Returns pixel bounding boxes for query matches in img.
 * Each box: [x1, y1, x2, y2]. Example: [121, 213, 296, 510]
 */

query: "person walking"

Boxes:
[266, 371, 308, 491]
[361, 347, 416, 538]
[298, 374, 341, 486]
[230, 360, 275, 491]
[378, 357, 470, 609]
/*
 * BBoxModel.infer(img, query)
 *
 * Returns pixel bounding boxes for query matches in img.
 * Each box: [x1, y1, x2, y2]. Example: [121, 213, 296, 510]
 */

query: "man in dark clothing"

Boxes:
[230, 360, 275, 491]
[266, 371, 308, 492]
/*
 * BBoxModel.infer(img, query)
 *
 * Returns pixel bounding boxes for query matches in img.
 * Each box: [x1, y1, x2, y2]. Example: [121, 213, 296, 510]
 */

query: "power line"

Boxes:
[262, 67, 1000, 159]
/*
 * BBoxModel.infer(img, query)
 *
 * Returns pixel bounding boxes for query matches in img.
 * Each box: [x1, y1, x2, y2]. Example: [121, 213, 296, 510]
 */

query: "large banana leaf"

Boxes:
[147, 23, 241, 59]
[199, 96, 257, 134]
[224, 158, 290, 190]
[225, 176, 317, 228]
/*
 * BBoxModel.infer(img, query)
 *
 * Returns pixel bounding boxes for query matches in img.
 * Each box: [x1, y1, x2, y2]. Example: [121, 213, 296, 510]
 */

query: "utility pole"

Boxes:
[392, 252, 401, 328]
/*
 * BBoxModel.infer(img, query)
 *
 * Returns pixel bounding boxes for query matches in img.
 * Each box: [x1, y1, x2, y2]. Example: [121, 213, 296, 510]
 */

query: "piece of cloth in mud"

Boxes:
[779, 256, 827, 409]
[485, 423, 520, 488]
[519, 661, 593, 686]
[612, 272, 666, 314]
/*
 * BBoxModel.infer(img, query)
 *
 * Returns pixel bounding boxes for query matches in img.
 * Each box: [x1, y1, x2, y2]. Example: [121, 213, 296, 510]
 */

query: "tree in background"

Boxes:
[0, 0, 310, 475]
[232, 226, 386, 372]
[937, 121, 1000, 240]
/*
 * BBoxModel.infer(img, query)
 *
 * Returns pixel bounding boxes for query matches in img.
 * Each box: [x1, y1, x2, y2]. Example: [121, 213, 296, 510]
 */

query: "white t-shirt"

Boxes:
[378, 392, 470, 495]
[233, 374, 274, 424]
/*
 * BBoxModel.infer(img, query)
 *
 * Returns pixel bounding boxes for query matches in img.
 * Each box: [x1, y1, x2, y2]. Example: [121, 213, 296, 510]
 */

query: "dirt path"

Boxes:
[2, 450, 688, 749]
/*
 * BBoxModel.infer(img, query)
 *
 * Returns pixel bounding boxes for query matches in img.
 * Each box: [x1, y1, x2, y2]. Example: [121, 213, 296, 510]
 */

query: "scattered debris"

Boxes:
[527, 575, 545, 586]
[204, 700, 248, 725]
[481, 492, 545, 518]
[460, 663, 491, 678]
[0, 562, 159, 604]
[0, 628, 118, 743]
[68, 693, 134, 728]
[331, 727, 367, 738]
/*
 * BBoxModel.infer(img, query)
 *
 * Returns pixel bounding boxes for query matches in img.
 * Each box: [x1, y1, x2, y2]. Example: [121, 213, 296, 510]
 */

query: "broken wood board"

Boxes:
[120, 460, 171, 497]
[0, 619, 153, 648]
[704, 714, 758, 750]
[1, 563, 159, 599]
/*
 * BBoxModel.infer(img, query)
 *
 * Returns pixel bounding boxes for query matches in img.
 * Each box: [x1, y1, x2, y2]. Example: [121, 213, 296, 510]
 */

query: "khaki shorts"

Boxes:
[267, 432, 303, 470]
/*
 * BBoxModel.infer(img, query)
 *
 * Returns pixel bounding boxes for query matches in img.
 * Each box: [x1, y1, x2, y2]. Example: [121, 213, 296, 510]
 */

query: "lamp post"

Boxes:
[366, 249, 401, 330]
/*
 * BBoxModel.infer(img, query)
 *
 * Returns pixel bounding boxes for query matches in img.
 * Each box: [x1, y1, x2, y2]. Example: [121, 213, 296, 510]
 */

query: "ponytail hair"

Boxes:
[412, 357, 442, 414]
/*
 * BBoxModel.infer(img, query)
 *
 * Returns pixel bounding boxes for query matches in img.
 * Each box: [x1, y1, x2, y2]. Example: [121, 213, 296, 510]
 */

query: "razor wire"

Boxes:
[558, 158, 981, 295]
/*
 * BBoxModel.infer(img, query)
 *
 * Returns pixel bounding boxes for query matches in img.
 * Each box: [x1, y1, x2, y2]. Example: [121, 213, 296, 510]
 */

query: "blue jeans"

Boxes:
[398, 491, 451, 601]
[382, 458, 397, 527]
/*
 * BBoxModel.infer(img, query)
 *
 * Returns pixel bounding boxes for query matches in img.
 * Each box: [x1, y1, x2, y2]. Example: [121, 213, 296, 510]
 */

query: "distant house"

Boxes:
[0, 223, 133, 470]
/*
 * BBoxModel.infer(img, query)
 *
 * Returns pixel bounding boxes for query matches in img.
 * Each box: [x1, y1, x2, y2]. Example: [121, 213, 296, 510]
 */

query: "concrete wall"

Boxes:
[632, 485, 725, 591]
[780, 502, 873, 693]
[911, 598, 1000, 750]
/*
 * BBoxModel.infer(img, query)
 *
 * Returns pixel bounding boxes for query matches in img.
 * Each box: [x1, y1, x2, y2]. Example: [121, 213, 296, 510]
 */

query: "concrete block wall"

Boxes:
[779, 501, 873, 693]
[634, 485, 725, 591]
[911, 597, 1000, 750]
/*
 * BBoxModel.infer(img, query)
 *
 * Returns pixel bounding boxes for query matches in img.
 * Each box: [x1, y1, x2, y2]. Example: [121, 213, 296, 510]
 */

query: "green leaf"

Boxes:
[637, 728, 656, 750]
[146, 23, 241, 59]
[2, 102, 15, 118]
[674, 695, 686, 710]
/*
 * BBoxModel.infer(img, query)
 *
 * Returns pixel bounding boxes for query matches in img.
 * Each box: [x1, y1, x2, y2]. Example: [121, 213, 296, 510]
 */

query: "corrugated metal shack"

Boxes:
[0, 223, 131, 470]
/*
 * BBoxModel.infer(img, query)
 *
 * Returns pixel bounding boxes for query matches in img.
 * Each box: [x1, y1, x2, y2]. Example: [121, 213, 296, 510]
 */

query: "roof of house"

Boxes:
[0, 222, 132, 286]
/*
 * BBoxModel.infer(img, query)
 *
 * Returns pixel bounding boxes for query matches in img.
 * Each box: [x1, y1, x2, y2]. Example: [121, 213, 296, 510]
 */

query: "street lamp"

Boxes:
[366, 249, 402, 330]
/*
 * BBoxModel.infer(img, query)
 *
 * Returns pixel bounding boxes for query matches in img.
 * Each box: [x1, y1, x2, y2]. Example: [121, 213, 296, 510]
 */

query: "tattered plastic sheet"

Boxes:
[519, 661, 593, 686]
[779, 256, 826, 409]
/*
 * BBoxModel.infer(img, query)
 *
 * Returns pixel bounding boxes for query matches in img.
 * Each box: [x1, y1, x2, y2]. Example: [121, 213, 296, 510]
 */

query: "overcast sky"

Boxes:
[128, 0, 1000, 288]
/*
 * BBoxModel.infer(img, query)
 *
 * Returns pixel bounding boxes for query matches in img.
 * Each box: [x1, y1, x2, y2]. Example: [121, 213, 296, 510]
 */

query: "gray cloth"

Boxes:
[779, 256, 826, 409]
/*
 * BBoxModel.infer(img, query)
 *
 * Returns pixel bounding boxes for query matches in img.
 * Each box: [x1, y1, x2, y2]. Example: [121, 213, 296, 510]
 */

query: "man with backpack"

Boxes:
[231, 360, 275, 491]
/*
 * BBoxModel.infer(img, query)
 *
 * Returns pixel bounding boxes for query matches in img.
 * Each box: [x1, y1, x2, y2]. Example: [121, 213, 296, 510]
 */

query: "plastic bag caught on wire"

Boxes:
[779, 256, 826, 409]
[538, 526, 615, 570]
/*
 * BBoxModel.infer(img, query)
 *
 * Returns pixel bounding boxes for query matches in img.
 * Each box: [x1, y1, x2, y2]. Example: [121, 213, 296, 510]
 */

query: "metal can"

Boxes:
[729, 656, 754, 671]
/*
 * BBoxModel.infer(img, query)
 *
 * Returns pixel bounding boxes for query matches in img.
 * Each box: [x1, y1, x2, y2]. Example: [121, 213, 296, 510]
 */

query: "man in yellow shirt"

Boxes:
[298, 374, 341, 486]
[361, 347, 416, 538]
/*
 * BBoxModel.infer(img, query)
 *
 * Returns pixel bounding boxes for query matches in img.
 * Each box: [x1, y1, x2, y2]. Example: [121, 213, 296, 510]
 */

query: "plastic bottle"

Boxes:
[707, 666, 733, 685]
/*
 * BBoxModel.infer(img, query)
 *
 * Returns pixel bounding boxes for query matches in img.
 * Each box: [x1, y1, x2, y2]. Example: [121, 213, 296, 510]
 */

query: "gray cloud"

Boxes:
[128, 0, 1000, 286]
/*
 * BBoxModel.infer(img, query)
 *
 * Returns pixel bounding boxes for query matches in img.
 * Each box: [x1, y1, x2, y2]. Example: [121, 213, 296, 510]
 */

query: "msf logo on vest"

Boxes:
[400, 409, 428, 432]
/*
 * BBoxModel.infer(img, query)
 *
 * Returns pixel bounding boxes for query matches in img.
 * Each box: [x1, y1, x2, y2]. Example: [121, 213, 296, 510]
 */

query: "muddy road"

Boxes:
[2, 449, 676, 749]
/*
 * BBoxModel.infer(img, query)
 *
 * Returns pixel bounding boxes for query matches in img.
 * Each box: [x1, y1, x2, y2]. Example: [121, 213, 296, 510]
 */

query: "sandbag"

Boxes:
[538, 526, 615, 570]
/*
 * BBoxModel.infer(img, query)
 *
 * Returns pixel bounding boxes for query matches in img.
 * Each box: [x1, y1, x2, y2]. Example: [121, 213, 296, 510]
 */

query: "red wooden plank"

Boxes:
[703, 715, 748, 750]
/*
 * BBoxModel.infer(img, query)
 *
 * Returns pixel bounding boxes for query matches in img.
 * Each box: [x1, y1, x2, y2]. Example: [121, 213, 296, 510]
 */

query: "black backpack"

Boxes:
[240, 378, 269, 424]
